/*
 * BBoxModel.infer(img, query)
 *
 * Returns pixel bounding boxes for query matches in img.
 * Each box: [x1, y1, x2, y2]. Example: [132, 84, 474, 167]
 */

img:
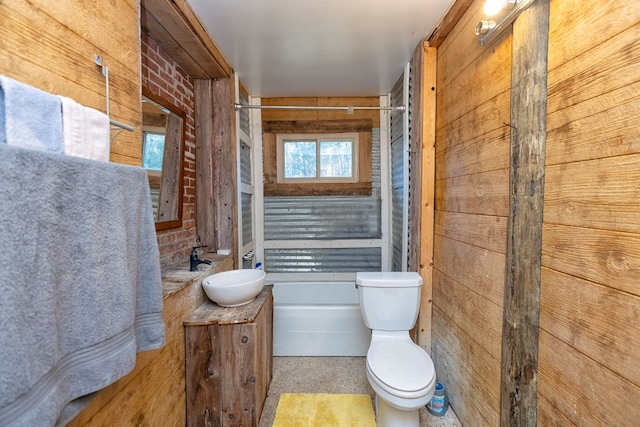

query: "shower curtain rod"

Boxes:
[234, 103, 405, 113]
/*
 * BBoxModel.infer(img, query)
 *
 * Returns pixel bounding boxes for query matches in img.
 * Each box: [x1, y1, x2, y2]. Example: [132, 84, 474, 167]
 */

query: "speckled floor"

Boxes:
[259, 357, 462, 427]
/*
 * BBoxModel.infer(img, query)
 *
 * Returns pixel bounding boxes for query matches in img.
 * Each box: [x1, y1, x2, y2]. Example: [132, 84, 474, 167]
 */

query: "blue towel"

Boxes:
[0, 144, 165, 427]
[0, 75, 64, 153]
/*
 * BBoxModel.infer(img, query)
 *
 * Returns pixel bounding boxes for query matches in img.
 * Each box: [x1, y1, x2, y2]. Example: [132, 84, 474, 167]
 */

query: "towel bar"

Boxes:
[95, 54, 135, 141]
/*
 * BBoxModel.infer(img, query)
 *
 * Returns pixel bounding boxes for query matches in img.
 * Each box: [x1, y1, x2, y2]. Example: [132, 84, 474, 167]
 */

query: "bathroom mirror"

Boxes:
[142, 89, 185, 231]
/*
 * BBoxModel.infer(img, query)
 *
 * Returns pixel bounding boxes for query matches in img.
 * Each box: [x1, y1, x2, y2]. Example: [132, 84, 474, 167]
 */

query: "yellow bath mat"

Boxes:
[273, 393, 376, 427]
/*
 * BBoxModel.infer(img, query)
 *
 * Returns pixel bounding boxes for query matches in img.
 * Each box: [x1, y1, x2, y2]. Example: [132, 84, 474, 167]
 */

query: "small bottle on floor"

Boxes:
[427, 381, 448, 417]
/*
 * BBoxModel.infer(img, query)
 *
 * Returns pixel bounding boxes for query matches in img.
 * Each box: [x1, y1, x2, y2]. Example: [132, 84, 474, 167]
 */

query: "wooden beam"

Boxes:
[140, 5, 209, 78]
[416, 42, 437, 352]
[262, 119, 373, 134]
[408, 42, 424, 274]
[211, 78, 238, 265]
[263, 182, 373, 197]
[194, 79, 216, 250]
[500, 1, 550, 426]
[140, 0, 231, 78]
[428, 0, 475, 48]
[170, 0, 232, 76]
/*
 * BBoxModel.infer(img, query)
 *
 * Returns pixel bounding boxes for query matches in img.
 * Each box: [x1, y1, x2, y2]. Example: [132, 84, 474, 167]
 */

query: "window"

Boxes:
[263, 120, 373, 197]
[142, 131, 165, 170]
[277, 133, 359, 183]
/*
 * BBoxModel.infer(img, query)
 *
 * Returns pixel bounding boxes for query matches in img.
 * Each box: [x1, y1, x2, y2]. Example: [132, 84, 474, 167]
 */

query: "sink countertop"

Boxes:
[184, 285, 273, 326]
[161, 253, 234, 298]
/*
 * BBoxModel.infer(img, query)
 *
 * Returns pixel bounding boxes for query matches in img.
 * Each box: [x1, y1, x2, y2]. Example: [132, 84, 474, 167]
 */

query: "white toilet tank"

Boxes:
[356, 272, 423, 331]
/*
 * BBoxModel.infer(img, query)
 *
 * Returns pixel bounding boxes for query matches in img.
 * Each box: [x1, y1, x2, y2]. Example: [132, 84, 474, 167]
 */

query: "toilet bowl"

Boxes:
[366, 331, 436, 426]
[356, 272, 436, 427]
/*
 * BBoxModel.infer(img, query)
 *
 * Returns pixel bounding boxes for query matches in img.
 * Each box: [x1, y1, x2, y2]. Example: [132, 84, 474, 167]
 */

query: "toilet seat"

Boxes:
[367, 339, 435, 398]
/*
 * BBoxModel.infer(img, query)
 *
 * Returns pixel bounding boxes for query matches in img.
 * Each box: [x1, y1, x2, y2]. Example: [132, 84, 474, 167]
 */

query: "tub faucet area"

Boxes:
[190, 246, 212, 271]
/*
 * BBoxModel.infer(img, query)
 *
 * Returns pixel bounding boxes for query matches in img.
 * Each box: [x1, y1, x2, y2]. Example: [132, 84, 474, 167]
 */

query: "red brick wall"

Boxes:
[141, 33, 197, 267]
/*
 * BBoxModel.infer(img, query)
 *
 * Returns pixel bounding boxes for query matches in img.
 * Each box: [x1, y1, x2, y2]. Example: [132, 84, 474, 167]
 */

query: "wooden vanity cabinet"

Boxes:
[184, 286, 273, 427]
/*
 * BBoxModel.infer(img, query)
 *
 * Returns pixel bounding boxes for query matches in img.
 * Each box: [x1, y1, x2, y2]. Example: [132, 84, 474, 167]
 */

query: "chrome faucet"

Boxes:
[190, 246, 212, 271]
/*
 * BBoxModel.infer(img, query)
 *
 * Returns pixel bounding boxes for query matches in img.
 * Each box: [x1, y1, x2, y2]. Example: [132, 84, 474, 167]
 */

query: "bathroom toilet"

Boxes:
[356, 272, 436, 427]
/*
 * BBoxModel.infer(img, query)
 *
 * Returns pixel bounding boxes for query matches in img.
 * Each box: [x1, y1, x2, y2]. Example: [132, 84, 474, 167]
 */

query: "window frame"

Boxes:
[262, 119, 373, 197]
[142, 126, 167, 171]
[276, 132, 360, 184]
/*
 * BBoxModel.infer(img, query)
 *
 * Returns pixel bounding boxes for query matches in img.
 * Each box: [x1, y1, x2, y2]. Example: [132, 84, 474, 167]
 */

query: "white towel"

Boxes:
[0, 75, 64, 153]
[59, 96, 110, 162]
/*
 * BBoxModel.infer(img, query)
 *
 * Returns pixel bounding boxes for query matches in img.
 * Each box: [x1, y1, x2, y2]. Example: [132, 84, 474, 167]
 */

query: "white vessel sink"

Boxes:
[202, 269, 266, 307]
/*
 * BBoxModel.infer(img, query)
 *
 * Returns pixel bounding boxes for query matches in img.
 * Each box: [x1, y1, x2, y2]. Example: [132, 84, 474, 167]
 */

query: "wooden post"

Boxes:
[414, 42, 437, 352]
[408, 44, 423, 274]
[500, 0, 549, 426]
[195, 79, 217, 251]
[211, 78, 238, 264]
[194, 77, 237, 261]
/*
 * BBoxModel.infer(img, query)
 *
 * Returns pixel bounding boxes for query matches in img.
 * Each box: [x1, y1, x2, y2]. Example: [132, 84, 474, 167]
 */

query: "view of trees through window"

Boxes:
[284, 139, 353, 179]
[143, 132, 165, 170]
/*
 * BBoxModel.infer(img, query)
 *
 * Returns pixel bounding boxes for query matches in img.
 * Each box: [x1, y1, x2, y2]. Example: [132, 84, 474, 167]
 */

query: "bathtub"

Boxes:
[272, 282, 371, 356]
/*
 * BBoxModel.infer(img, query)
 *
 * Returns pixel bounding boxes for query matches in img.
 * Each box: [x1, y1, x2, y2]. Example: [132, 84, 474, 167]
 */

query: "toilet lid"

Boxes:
[367, 340, 434, 392]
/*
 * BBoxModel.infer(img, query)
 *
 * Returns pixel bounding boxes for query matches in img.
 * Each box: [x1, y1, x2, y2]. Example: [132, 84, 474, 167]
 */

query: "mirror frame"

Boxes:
[142, 88, 186, 231]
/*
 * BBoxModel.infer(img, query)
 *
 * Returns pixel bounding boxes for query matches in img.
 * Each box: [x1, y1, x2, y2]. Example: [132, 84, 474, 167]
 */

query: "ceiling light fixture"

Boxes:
[483, 0, 516, 16]
[475, 0, 536, 46]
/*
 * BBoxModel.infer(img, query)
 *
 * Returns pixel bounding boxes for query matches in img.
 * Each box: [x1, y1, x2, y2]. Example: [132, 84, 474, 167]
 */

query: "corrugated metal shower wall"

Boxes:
[238, 88, 255, 267]
[239, 91, 251, 135]
[390, 66, 411, 271]
[240, 130, 252, 246]
[239, 91, 252, 231]
[263, 129, 382, 272]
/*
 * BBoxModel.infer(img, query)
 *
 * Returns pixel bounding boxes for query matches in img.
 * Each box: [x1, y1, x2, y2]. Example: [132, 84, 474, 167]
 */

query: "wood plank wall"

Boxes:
[432, 0, 510, 423]
[432, 0, 640, 424]
[415, 43, 437, 352]
[538, 0, 640, 424]
[0, 0, 142, 164]
[0, 1, 205, 267]
[261, 97, 380, 126]
[1, 2, 228, 426]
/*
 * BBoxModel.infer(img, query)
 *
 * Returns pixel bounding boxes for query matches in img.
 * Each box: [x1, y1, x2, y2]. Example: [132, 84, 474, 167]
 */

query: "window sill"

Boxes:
[264, 182, 372, 197]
